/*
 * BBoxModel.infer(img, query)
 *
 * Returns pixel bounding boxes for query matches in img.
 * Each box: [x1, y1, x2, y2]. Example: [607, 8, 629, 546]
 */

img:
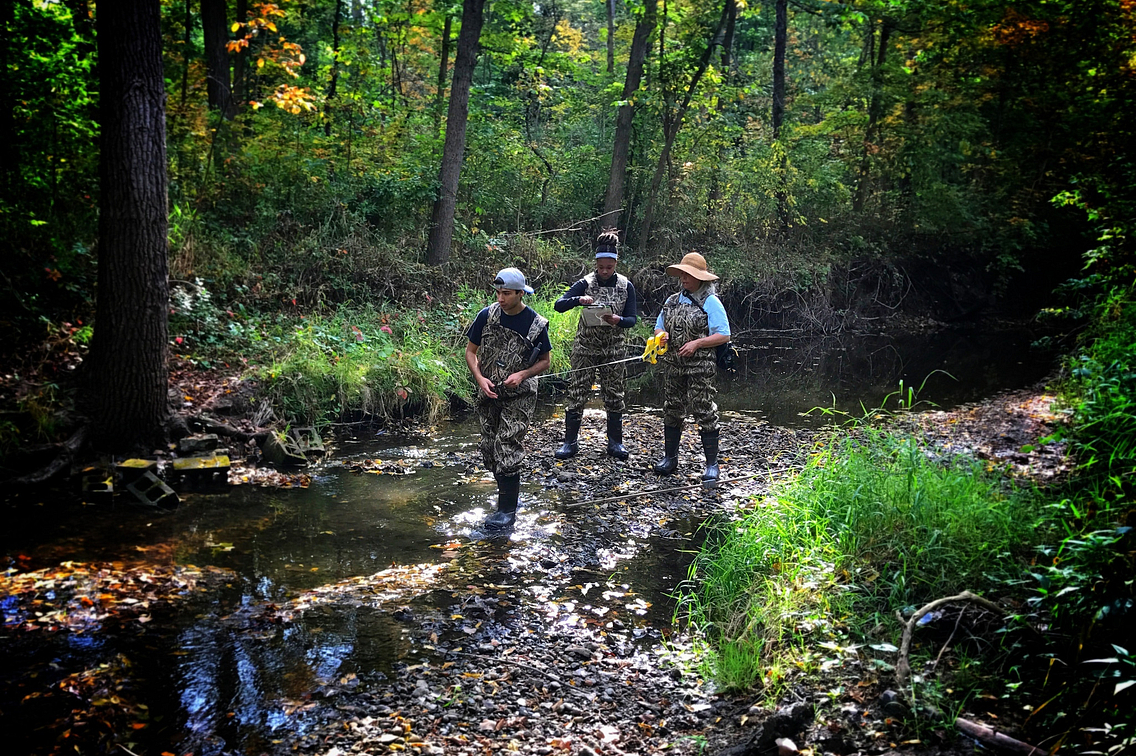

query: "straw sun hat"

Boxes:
[666, 252, 719, 282]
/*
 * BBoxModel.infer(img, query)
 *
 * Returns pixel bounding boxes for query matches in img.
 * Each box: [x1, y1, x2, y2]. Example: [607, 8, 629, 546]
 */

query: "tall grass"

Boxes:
[682, 427, 1041, 692]
[245, 288, 586, 426]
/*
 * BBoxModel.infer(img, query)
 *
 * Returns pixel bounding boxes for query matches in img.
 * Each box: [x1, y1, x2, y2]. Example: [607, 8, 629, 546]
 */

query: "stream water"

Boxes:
[0, 326, 1056, 754]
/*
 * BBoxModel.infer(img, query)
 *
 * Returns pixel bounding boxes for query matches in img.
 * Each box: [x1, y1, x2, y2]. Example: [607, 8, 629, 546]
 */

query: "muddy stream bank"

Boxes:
[0, 326, 1063, 756]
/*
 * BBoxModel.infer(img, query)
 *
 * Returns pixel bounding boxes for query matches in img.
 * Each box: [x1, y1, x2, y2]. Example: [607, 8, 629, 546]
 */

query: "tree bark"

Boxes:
[426, 0, 486, 266]
[88, 0, 170, 453]
[772, 0, 789, 228]
[0, 0, 16, 190]
[201, 0, 235, 118]
[602, 0, 658, 231]
[854, 18, 891, 213]
[637, 0, 733, 254]
[434, 13, 453, 137]
[606, 0, 616, 74]
[325, 0, 343, 136]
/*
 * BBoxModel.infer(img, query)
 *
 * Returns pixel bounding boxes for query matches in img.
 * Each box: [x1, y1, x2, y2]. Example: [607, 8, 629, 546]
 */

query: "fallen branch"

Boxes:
[188, 414, 270, 444]
[955, 717, 1045, 756]
[895, 590, 1003, 691]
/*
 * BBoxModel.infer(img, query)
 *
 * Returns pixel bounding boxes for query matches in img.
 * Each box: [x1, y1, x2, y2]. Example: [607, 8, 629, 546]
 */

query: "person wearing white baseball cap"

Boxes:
[465, 267, 552, 529]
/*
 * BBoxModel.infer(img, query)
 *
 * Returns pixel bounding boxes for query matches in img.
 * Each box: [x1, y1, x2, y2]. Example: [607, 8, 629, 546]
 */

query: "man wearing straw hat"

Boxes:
[465, 267, 552, 529]
[652, 252, 731, 486]
[552, 229, 639, 460]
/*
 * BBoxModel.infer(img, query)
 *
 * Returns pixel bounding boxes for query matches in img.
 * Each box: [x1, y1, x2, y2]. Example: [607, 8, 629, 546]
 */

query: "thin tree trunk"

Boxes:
[232, 0, 248, 109]
[602, 0, 658, 230]
[637, 0, 733, 254]
[706, 0, 736, 221]
[426, 0, 487, 266]
[854, 18, 890, 213]
[772, 0, 788, 228]
[201, 0, 234, 118]
[434, 13, 452, 137]
[606, 0, 616, 74]
[88, 0, 170, 452]
[179, 0, 191, 110]
[325, 0, 342, 136]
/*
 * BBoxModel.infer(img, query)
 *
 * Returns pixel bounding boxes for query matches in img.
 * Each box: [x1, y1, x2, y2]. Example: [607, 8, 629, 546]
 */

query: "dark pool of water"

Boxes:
[0, 325, 1058, 754]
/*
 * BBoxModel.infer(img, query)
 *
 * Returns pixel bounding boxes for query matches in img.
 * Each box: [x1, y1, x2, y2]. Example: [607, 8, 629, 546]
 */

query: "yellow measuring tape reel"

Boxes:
[641, 332, 668, 364]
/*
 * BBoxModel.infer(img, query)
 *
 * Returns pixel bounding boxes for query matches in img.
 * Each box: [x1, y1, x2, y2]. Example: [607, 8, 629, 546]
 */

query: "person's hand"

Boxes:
[478, 376, 499, 399]
[602, 313, 621, 326]
[678, 339, 700, 358]
[657, 331, 669, 346]
[578, 296, 594, 305]
[502, 371, 526, 389]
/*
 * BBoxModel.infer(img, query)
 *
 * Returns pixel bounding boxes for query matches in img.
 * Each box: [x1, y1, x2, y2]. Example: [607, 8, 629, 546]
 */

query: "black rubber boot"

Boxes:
[485, 474, 519, 530]
[554, 411, 582, 460]
[653, 424, 682, 475]
[700, 429, 720, 488]
[606, 412, 629, 460]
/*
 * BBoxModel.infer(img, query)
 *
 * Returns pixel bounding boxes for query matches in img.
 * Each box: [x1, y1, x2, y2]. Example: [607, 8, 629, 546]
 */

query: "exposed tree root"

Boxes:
[894, 590, 1004, 691]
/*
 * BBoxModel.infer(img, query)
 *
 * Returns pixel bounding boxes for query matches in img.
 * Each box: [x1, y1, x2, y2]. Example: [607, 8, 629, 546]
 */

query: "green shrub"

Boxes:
[683, 427, 1041, 692]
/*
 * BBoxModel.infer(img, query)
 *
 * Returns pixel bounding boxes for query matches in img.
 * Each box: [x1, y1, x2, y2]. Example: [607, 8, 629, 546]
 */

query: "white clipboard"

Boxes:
[580, 305, 614, 327]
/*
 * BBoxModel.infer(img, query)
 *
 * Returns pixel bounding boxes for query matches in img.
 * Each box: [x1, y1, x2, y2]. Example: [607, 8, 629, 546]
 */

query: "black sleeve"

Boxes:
[618, 280, 638, 328]
[537, 325, 553, 354]
[554, 280, 589, 312]
[466, 309, 489, 346]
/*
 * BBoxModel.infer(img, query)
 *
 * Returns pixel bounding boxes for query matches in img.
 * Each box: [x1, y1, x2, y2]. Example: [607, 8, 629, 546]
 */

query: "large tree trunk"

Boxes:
[426, 0, 486, 266]
[602, 0, 658, 230]
[637, 0, 732, 254]
[201, 0, 234, 118]
[88, 0, 170, 452]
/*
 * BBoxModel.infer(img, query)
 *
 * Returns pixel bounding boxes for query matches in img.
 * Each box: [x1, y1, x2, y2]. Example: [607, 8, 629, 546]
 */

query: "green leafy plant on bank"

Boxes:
[680, 425, 1041, 697]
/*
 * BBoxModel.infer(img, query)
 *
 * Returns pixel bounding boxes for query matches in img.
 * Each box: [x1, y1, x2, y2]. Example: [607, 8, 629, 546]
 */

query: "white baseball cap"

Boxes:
[492, 267, 534, 294]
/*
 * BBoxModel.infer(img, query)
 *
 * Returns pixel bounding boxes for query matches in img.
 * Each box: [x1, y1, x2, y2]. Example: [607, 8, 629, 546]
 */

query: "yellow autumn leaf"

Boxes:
[257, 58, 265, 69]
[231, 22, 240, 32]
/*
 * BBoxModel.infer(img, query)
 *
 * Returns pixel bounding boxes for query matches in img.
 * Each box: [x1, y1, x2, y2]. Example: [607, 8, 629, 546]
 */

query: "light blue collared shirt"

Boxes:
[655, 291, 730, 336]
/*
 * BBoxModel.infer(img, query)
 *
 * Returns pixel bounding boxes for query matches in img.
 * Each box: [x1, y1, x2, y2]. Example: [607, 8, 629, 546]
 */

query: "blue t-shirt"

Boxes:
[467, 305, 553, 353]
[655, 292, 730, 336]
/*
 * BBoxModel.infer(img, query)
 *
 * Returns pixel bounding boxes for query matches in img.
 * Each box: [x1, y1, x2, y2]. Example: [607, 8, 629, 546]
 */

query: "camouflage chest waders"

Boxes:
[659, 286, 719, 433]
[476, 303, 549, 477]
[566, 272, 630, 415]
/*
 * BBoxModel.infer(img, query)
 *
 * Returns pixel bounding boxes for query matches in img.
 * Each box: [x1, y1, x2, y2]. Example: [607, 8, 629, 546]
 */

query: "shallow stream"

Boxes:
[0, 326, 1055, 754]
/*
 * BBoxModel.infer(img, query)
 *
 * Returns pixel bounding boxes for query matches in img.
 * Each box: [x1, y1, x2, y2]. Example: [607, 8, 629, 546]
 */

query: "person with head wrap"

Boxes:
[465, 267, 552, 529]
[651, 252, 730, 486]
[552, 229, 639, 460]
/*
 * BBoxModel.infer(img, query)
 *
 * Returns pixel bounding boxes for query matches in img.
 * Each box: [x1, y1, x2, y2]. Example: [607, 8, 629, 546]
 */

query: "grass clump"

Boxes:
[682, 427, 1041, 694]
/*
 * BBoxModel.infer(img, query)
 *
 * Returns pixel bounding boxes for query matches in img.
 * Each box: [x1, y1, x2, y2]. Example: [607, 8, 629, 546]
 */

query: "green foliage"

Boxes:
[681, 426, 1041, 692]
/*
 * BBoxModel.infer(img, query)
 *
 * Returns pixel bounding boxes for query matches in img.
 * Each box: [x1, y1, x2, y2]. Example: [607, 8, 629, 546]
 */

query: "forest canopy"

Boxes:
[1, 0, 1131, 329]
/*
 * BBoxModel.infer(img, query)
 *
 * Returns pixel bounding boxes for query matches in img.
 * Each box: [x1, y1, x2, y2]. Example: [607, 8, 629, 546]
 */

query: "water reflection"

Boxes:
[0, 325, 1057, 754]
[627, 326, 1055, 425]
